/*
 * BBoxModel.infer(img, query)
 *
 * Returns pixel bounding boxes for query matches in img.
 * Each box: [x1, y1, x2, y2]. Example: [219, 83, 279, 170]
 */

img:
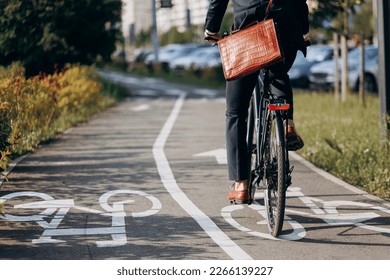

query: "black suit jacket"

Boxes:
[205, 0, 309, 52]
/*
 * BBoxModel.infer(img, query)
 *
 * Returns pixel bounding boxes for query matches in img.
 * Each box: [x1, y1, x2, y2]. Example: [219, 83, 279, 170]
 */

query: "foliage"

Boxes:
[350, 1, 375, 40]
[310, 0, 372, 41]
[160, 25, 203, 46]
[294, 92, 390, 201]
[310, 0, 366, 29]
[0, 63, 127, 174]
[0, 0, 122, 76]
[135, 29, 152, 48]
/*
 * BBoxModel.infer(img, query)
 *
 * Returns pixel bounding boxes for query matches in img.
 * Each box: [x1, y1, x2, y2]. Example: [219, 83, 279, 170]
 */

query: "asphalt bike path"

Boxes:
[0, 71, 389, 260]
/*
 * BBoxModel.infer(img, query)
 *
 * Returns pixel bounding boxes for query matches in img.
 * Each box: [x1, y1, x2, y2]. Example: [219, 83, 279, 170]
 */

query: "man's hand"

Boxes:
[204, 30, 222, 44]
[303, 33, 311, 47]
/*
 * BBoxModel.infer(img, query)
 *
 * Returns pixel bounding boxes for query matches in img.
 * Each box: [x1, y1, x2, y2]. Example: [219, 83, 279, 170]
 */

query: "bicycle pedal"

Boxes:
[287, 166, 294, 187]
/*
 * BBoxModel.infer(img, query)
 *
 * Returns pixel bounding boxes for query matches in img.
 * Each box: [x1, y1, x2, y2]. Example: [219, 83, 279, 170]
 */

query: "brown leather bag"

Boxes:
[218, 0, 283, 81]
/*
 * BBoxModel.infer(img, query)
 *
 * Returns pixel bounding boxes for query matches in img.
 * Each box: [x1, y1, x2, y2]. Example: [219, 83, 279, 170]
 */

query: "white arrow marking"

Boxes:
[194, 148, 227, 165]
[131, 104, 150, 112]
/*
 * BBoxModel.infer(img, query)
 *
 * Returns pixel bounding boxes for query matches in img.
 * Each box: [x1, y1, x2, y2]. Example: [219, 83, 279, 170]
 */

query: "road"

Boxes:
[0, 71, 389, 260]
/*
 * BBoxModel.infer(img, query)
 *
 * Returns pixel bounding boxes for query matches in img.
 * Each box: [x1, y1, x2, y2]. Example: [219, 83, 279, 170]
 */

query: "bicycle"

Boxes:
[246, 69, 293, 237]
[205, 33, 296, 237]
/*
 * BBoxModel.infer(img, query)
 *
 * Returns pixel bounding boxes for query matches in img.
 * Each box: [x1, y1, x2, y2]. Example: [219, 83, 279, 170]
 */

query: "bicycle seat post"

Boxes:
[263, 69, 271, 92]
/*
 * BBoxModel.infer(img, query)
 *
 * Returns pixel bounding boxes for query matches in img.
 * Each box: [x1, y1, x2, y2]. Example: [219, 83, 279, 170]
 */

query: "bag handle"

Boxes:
[265, 0, 273, 18]
[230, 0, 274, 34]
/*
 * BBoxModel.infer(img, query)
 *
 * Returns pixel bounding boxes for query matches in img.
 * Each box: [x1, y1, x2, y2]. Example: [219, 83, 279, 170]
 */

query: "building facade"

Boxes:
[122, 0, 153, 42]
[122, 0, 210, 41]
[122, 0, 316, 42]
[157, 0, 210, 33]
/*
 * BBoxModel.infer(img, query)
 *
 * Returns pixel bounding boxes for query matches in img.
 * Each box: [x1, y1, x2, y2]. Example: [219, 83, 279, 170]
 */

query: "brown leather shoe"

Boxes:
[227, 188, 249, 204]
[287, 125, 304, 151]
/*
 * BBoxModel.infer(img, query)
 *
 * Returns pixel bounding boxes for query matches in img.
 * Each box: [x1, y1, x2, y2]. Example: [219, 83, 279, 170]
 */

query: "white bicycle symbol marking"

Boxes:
[222, 187, 390, 240]
[0, 190, 162, 247]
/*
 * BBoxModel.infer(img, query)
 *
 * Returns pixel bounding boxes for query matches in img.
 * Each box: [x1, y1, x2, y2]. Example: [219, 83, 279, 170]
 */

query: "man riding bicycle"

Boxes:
[204, 0, 310, 204]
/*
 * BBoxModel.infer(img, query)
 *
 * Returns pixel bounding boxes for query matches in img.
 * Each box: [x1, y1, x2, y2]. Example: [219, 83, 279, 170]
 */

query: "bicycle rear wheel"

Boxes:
[263, 111, 287, 237]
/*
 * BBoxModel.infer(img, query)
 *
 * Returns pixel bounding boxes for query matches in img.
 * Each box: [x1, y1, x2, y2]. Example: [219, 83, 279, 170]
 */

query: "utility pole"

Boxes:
[333, 32, 340, 104]
[185, 0, 191, 29]
[341, 0, 349, 103]
[151, 0, 159, 63]
[372, 0, 378, 45]
[359, 34, 366, 107]
[377, 0, 390, 148]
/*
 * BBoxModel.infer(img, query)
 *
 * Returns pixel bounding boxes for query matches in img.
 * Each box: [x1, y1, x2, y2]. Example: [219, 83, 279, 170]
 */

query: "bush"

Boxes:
[0, 63, 127, 173]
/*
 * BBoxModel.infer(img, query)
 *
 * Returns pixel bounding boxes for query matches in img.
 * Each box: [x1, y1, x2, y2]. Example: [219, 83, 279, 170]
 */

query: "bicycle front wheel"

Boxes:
[263, 111, 287, 237]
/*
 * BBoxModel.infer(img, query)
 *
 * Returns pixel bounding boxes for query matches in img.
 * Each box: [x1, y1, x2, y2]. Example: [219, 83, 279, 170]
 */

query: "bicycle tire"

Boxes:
[263, 111, 287, 237]
[246, 97, 257, 204]
[0, 191, 56, 222]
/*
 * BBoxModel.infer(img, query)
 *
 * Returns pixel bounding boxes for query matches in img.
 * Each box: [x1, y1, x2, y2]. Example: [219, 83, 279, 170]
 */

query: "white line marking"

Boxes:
[0, 191, 56, 221]
[15, 199, 75, 209]
[221, 204, 306, 241]
[194, 149, 227, 165]
[153, 93, 252, 260]
[289, 152, 390, 208]
[131, 104, 150, 112]
[40, 227, 126, 236]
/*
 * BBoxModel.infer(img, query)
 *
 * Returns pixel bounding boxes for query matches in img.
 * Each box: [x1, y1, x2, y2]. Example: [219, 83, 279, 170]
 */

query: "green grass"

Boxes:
[293, 92, 389, 200]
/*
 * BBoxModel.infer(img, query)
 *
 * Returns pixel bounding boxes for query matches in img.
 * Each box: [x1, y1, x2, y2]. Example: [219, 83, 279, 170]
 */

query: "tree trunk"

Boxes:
[359, 36, 366, 107]
[333, 32, 340, 104]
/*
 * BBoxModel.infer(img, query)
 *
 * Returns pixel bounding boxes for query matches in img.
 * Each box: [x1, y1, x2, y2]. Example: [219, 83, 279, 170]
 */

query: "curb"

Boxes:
[290, 152, 390, 207]
[0, 153, 30, 188]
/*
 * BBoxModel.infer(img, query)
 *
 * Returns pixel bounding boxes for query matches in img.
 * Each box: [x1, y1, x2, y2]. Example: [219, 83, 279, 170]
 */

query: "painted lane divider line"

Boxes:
[152, 93, 252, 260]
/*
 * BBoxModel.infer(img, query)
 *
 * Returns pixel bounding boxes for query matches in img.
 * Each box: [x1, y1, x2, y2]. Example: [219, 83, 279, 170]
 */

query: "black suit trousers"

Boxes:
[225, 46, 297, 181]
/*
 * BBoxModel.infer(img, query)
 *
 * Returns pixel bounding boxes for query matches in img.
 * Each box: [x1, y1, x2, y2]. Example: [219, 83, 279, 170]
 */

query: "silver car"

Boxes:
[289, 44, 334, 88]
[309, 45, 378, 93]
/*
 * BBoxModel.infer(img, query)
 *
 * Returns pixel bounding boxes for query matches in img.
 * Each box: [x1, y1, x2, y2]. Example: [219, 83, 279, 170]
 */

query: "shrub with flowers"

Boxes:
[0, 63, 126, 174]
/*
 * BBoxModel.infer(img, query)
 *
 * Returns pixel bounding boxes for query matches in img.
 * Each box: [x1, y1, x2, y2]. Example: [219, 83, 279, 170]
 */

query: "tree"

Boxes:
[351, 1, 375, 41]
[311, 0, 368, 103]
[0, 0, 122, 76]
[310, 0, 368, 35]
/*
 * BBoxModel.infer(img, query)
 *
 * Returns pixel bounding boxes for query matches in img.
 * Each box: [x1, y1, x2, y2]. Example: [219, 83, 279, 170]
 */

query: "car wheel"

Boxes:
[364, 74, 377, 93]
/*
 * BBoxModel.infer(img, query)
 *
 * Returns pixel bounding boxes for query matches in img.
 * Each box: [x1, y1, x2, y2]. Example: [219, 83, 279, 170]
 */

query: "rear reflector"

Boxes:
[268, 103, 290, 111]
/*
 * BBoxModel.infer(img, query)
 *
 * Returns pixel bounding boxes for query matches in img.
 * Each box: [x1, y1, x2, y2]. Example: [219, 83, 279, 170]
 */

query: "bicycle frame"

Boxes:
[249, 70, 291, 191]
[247, 69, 293, 236]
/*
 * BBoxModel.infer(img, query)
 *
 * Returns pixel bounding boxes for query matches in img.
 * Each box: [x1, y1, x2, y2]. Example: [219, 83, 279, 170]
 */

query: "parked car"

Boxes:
[347, 45, 378, 92]
[309, 45, 378, 93]
[144, 44, 183, 71]
[144, 43, 206, 72]
[133, 48, 152, 63]
[288, 44, 334, 88]
[170, 46, 221, 75]
[192, 47, 221, 71]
